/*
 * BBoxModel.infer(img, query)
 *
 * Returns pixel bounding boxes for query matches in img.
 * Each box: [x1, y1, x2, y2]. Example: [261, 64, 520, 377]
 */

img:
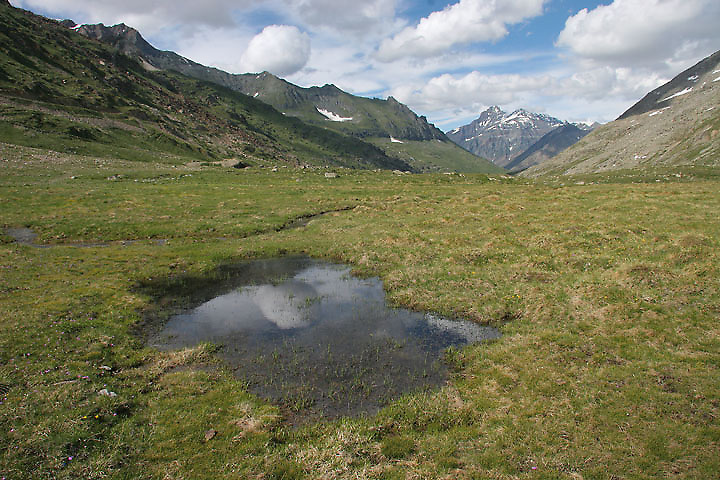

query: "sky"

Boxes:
[9, 0, 720, 130]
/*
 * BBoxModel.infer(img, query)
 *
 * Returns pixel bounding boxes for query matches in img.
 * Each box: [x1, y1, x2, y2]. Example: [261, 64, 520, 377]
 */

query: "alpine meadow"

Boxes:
[1, 1, 719, 479]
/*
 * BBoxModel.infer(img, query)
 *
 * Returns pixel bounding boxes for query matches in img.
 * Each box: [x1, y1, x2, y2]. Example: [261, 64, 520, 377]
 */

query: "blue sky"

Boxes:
[10, 0, 720, 130]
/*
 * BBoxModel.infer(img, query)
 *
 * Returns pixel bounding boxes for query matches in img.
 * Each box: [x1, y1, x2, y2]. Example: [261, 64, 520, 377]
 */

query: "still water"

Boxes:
[150, 257, 500, 419]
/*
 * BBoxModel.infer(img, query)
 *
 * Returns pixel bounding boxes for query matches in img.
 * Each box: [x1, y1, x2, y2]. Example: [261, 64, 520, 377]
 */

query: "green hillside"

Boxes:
[367, 137, 504, 174]
[73, 22, 500, 173]
[0, 4, 411, 171]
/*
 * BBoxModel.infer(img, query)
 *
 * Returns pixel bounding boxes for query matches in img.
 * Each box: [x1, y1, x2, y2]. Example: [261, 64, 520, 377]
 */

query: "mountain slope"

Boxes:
[0, 3, 411, 171]
[447, 107, 564, 167]
[505, 123, 592, 173]
[522, 50, 720, 178]
[618, 50, 720, 119]
[71, 22, 500, 173]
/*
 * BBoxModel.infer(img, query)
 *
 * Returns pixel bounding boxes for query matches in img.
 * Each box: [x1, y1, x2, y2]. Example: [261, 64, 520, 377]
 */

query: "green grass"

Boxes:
[1, 143, 719, 479]
[367, 137, 504, 174]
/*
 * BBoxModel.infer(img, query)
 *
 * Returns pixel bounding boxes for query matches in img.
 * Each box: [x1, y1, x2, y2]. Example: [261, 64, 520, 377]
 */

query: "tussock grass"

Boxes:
[1, 144, 718, 478]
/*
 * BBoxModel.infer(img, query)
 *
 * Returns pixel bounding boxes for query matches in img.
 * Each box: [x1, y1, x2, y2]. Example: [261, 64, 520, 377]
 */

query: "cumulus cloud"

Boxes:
[10, 0, 251, 33]
[376, 0, 547, 62]
[288, 0, 398, 33]
[390, 64, 671, 128]
[554, 66, 669, 103]
[240, 25, 311, 77]
[392, 71, 554, 113]
[557, 0, 720, 69]
[11, 0, 398, 36]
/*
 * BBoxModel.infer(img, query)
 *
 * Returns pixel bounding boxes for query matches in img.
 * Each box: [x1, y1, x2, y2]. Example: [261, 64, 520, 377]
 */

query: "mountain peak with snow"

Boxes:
[446, 107, 564, 167]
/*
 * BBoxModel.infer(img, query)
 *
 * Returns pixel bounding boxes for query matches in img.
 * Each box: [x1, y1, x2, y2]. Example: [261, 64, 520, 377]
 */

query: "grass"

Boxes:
[1, 142, 719, 479]
[366, 137, 504, 174]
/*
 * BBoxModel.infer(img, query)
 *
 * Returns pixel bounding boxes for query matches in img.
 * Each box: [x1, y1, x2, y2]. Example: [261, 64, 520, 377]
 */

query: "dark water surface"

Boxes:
[149, 257, 500, 420]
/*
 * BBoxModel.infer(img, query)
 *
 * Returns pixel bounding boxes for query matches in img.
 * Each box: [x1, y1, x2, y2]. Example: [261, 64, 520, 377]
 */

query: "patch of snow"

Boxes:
[707, 107, 715, 112]
[714, 76, 720, 83]
[648, 107, 670, 117]
[253, 92, 259, 98]
[713, 69, 720, 74]
[502, 111, 531, 125]
[660, 87, 693, 102]
[71, 24, 82, 31]
[449, 128, 460, 134]
[390, 136, 404, 144]
[316, 107, 353, 122]
[688, 75, 699, 82]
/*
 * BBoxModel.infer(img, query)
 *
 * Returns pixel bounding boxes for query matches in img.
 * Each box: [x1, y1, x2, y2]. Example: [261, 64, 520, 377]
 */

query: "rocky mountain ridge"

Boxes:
[65, 20, 499, 173]
[0, 2, 412, 171]
[447, 107, 565, 167]
[69, 22, 443, 141]
[522, 49, 720, 177]
[504, 123, 592, 172]
[619, 50, 720, 120]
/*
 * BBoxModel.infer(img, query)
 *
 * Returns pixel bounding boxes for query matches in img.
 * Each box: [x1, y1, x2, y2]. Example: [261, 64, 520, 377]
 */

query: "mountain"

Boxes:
[504, 123, 593, 173]
[0, 3, 412, 171]
[522, 50, 720, 178]
[618, 50, 720, 119]
[70, 22, 500, 174]
[447, 107, 564, 168]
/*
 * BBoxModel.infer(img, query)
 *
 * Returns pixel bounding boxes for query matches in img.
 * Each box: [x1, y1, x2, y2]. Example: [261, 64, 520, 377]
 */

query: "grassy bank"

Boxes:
[1, 143, 718, 479]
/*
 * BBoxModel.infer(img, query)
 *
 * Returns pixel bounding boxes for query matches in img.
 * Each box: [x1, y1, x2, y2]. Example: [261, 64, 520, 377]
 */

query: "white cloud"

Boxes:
[240, 25, 311, 77]
[11, 0, 399, 36]
[288, 0, 398, 33]
[389, 64, 674, 130]
[376, 0, 547, 62]
[10, 0, 719, 130]
[174, 27, 255, 75]
[11, 0, 251, 34]
[554, 66, 669, 102]
[557, 0, 720, 69]
[392, 71, 553, 113]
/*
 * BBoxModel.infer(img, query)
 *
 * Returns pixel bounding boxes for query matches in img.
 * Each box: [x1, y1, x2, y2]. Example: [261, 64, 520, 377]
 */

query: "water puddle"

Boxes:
[148, 257, 500, 421]
[276, 206, 355, 232]
[3, 227, 166, 248]
[5, 227, 41, 246]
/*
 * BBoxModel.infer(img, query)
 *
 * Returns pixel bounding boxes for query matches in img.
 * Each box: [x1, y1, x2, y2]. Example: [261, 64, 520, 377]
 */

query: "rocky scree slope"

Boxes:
[522, 49, 720, 178]
[504, 123, 593, 173]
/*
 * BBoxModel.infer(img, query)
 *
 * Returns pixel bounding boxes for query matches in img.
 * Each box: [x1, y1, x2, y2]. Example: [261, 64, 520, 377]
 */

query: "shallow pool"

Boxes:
[149, 257, 500, 419]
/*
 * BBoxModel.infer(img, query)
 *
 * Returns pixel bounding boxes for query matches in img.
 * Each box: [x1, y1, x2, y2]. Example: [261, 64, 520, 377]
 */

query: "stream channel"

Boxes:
[149, 257, 500, 420]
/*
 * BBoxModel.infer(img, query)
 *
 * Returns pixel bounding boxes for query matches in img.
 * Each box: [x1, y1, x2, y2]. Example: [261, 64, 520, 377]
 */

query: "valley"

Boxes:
[2, 144, 719, 479]
[1, 2, 719, 479]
